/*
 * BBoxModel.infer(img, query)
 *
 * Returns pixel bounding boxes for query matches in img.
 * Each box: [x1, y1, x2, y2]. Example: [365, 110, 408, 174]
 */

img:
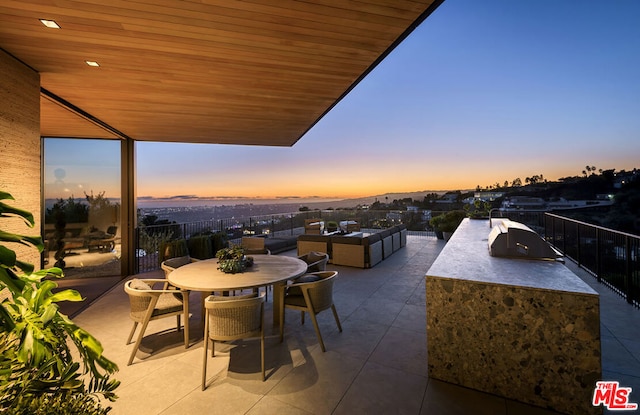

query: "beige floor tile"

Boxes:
[350, 296, 405, 326]
[160, 381, 263, 415]
[269, 349, 364, 415]
[246, 395, 314, 415]
[421, 379, 506, 415]
[62, 235, 638, 415]
[109, 359, 202, 415]
[369, 326, 428, 377]
[334, 360, 427, 415]
[325, 318, 388, 360]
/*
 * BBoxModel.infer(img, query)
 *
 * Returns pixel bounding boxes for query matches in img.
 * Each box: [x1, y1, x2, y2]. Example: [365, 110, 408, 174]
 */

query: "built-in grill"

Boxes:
[488, 219, 563, 260]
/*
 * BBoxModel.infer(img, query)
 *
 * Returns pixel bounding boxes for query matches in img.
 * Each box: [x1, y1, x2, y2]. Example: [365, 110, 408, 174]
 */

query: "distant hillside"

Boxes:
[302, 190, 453, 210]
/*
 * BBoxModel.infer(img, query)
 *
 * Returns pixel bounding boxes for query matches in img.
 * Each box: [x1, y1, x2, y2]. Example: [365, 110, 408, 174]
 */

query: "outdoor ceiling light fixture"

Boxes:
[39, 19, 60, 29]
[85, 61, 100, 67]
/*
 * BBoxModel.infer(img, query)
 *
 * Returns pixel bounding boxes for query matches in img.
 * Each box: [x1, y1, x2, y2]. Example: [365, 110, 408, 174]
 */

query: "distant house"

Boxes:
[386, 211, 403, 223]
[474, 191, 505, 202]
[502, 196, 613, 212]
[436, 193, 459, 204]
[501, 196, 546, 211]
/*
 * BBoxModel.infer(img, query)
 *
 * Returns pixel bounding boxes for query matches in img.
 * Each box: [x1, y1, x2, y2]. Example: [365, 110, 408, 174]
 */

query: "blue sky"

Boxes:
[49, 0, 640, 202]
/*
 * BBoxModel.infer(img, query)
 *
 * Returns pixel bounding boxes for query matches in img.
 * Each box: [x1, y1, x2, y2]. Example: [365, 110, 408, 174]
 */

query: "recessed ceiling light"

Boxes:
[39, 19, 60, 29]
[85, 61, 100, 67]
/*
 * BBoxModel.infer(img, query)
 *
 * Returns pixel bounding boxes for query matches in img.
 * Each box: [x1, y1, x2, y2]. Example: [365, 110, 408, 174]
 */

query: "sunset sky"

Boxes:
[46, 0, 640, 203]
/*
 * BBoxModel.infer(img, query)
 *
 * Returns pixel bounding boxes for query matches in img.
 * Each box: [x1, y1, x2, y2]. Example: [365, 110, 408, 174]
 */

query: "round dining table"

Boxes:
[167, 254, 308, 326]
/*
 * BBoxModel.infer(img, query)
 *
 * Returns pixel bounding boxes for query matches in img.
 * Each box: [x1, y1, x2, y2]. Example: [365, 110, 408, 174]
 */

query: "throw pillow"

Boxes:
[306, 251, 326, 264]
[129, 278, 152, 291]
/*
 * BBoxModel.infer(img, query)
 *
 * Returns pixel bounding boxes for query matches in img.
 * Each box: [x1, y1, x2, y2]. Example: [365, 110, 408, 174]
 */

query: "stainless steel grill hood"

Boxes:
[488, 219, 563, 260]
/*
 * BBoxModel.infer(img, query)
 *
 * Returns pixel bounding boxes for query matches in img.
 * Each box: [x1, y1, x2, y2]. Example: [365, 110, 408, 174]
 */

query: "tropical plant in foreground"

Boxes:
[0, 190, 119, 414]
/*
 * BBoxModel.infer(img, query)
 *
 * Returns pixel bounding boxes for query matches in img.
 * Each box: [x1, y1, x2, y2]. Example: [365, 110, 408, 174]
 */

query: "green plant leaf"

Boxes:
[0, 200, 36, 227]
[14, 259, 35, 275]
[0, 191, 15, 202]
[40, 304, 58, 324]
[0, 304, 16, 331]
[0, 267, 25, 294]
[0, 245, 17, 267]
[33, 267, 64, 279]
[0, 230, 44, 252]
[48, 289, 83, 304]
[33, 280, 57, 308]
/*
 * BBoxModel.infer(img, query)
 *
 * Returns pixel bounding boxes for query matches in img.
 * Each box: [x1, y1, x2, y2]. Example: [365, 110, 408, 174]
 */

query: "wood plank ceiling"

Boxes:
[1, 0, 442, 146]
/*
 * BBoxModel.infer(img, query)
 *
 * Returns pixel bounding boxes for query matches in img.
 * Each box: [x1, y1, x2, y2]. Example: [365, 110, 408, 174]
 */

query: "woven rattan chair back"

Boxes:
[298, 252, 329, 273]
[279, 271, 342, 352]
[124, 279, 189, 365]
[202, 293, 266, 389]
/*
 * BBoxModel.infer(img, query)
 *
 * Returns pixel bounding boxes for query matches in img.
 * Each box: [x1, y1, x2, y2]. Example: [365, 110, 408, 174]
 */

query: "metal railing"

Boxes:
[133, 207, 640, 308]
[134, 209, 435, 273]
[475, 209, 640, 308]
[545, 213, 640, 308]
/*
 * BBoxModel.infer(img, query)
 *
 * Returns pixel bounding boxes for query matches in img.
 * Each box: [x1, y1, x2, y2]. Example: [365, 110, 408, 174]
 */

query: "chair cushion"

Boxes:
[288, 274, 322, 296]
[153, 293, 184, 316]
[129, 278, 151, 291]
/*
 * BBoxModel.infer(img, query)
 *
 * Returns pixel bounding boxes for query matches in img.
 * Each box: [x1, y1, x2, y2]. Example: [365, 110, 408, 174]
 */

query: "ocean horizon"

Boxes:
[44, 190, 444, 211]
[136, 196, 346, 209]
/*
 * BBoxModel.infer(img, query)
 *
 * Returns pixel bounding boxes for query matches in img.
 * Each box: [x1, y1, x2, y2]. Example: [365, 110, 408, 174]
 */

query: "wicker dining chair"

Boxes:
[161, 255, 199, 278]
[279, 271, 342, 352]
[297, 251, 329, 273]
[160, 256, 200, 293]
[238, 237, 272, 298]
[202, 292, 265, 389]
[124, 278, 190, 365]
[240, 236, 271, 255]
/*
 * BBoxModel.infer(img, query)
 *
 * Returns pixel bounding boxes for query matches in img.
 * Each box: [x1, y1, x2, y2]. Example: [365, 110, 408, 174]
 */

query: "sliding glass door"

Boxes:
[43, 138, 122, 279]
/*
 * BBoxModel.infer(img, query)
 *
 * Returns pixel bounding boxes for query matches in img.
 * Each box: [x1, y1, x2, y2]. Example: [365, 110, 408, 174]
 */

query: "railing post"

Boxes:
[595, 227, 601, 283]
[134, 227, 139, 274]
[625, 235, 632, 304]
[576, 224, 581, 267]
[561, 219, 566, 255]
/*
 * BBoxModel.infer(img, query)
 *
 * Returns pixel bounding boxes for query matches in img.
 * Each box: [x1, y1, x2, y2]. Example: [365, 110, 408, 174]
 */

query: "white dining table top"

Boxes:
[167, 254, 308, 292]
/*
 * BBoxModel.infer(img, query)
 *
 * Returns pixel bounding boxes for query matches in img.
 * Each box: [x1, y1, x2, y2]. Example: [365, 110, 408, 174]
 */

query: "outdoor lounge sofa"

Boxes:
[331, 233, 383, 268]
[263, 236, 298, 254]
[296, 224, 405, 269]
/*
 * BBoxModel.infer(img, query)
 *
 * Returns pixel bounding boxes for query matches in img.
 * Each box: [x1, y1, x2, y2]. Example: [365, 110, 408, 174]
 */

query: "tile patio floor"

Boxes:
[71, 236, 640, 414]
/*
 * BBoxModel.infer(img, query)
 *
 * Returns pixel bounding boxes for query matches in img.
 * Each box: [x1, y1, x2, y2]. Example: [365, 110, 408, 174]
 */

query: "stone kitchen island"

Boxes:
[425, 218, 601, 415]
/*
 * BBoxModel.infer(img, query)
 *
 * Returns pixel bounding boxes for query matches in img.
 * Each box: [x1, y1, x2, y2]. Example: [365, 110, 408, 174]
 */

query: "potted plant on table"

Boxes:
[216, 245, 253, 274]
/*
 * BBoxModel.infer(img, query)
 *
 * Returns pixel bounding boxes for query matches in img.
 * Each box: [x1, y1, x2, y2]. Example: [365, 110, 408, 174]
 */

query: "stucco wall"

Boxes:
[0, 50, 42, 269]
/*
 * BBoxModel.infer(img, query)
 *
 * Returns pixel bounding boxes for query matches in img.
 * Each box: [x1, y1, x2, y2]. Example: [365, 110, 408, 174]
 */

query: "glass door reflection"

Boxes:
[43, 138, 121, 279]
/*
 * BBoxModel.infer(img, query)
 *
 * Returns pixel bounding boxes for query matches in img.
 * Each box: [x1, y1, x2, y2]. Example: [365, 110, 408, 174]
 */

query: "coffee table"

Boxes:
[167, 254, 307, 326]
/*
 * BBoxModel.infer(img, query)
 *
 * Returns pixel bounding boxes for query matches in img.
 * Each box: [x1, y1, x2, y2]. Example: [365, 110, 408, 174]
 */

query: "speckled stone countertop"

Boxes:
[425, 218, 601, 415]
[427, 218, 597, 296]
